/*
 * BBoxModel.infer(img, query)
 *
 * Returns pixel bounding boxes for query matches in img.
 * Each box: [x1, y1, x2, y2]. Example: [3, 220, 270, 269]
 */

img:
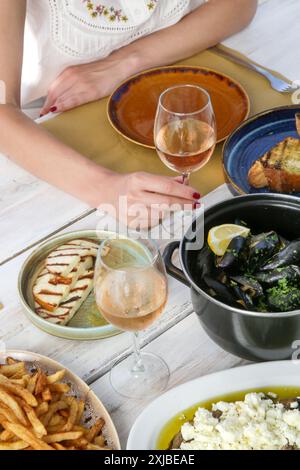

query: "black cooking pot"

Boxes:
[164, 194, 300, 362]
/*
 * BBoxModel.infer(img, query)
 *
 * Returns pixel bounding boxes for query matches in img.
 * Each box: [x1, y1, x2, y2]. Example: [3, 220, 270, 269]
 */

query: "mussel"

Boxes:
[230, 275, 264, 298]
[217, 236, 248, 270]
[248, 231, 281, 272]
[260, 239, 300, 271]
[203, 276, 237, 306]
[232, 286, 254, 310]
[255, 265, 300, 286]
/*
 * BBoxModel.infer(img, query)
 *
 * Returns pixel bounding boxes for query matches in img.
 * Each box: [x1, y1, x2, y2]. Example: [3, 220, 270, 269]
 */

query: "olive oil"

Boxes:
[157, 386, 300, 450]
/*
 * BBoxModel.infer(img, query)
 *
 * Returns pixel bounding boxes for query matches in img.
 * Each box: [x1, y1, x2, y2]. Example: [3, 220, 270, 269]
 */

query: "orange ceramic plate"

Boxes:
[107, 66, 250, 148]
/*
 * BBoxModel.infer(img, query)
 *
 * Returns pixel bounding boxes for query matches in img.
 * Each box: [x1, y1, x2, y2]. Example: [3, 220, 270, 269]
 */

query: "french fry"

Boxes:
[47, 370, 65, 385]
[0, 388, 27, 425]
[27, 373, 38, 394]
[0, 374, 38, 407]
[59, 409, 69, 418]
[23, 403, 47, 438]
[86, 418, 105, 443]
[86, 443, 109, 451]
[94, 435, 106, 447]
[42, 387, 52, 402]
[69, 437, 88, 449]
[10, 378, 28, 387]
[0, 363, 26, 378]
[52, 443, 66, 450]
[76, 400, 85, 424]
[63, 398, 78, 432]
[3, 422, 53, 450]
[42, 401, 69, 427]
[43, 431, 83, 443]
[36, 402, 49, 417]
[0, 440, 29, 450]
[49, 413, 64, 427]
[35, 370, 48, 396]
[49, 383, 70, 394]
[0, 404, 20, 424]
[47, 422, 67, 434]
[6, 357, 19, 365]
[0, 429, 14, 441]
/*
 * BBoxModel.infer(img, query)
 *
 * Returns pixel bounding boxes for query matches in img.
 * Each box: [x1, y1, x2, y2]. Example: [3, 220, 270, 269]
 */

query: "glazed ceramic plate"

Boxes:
[223, 105, 300, 196]
[18, 230, 121, 340]
[0, 350, 121, 449]
[127, 361, 300, 450]
[108, 66, 250, 148]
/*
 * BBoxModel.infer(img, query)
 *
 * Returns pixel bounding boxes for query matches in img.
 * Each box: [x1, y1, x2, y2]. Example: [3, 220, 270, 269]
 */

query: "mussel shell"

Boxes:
[261, 239, 300, 271]
[203, 276, 237, 305]
[232, 286, 254, 310]
[217, 236, 248, 270]
[256, 265, 300, 286]
[248, 231, 281, 272]
[230, 275, 264, 298]
[194, 246, 217, 286]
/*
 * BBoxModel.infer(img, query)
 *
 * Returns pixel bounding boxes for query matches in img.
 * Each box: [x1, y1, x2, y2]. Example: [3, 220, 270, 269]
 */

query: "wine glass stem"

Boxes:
[182, 172, 190, 185]
[131, 332, 145, 376]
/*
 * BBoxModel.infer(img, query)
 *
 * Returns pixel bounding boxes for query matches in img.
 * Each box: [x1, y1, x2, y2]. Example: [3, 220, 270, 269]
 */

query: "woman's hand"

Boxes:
[40, 54, 138, 116]
[91, 171, 201, 229]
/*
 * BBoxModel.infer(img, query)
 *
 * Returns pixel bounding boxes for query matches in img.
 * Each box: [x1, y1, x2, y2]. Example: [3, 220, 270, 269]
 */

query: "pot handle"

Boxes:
[163, 241, 190, 287]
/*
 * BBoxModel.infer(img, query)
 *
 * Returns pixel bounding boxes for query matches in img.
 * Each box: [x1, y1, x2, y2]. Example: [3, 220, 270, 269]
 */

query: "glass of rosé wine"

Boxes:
[94, 236, 169, 399]
[154, 84, 217, 185]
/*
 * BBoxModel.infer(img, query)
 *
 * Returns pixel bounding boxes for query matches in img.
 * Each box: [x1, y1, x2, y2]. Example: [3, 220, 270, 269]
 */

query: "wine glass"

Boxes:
[154, 84, 217, 185]
[94, 236, 169, 399]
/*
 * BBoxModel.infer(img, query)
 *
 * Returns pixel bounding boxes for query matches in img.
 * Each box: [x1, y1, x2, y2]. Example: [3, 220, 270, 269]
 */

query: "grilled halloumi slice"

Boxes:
[35, 270, 94, 325]
[33, 256, 93, 312]
[45, 239, 99, 277]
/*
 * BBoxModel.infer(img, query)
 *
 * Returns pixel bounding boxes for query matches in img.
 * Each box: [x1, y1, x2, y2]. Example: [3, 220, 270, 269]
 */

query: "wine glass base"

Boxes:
[110, 352, 170, 399]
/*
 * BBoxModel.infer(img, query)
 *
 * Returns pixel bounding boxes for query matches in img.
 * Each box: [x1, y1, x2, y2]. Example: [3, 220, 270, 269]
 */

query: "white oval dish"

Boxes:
[127, 361, 300, 450]
[0, 350, 121, 450]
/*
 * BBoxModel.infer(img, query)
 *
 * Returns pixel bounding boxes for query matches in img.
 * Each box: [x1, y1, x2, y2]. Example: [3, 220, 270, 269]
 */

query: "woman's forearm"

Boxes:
[113, 0, 258, 71]
[0, 105, 113, 206]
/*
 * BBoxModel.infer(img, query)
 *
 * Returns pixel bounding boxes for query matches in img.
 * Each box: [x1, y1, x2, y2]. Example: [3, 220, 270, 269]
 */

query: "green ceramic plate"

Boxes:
[18, 230, 121, 340]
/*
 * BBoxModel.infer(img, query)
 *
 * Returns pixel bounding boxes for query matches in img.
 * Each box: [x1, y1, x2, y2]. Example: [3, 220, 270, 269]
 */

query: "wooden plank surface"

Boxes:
[0, 185, 232, 383]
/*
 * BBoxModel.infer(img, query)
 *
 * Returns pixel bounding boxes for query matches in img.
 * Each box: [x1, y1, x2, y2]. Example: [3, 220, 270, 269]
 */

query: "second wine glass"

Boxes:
[154, 84, 217, 184]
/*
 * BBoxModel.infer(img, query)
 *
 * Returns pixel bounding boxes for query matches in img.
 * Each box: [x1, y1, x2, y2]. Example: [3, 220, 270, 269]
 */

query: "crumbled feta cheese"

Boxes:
[179, 393, 300, 450]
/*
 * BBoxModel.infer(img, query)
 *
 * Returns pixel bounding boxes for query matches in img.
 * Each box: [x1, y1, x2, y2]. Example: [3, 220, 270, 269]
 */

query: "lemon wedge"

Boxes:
[207, 224, 250, 256]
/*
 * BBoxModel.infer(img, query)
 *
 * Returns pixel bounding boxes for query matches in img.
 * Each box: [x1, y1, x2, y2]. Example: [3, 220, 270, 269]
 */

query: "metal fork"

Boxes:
[215, 47, 295, 94]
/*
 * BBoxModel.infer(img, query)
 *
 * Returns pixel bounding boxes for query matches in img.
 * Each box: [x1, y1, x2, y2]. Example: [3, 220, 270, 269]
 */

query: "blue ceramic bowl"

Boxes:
[223, 105, 300, 196]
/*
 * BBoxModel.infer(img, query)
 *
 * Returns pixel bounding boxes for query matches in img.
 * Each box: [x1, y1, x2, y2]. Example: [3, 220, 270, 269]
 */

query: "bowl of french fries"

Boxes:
[0, 350, 121, 450]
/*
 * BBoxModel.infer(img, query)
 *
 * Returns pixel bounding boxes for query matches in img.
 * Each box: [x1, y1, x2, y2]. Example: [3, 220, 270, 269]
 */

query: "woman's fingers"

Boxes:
[40, 68, 78, 115]
[140, 191, 200, 210]
[134, 173, 201, 201]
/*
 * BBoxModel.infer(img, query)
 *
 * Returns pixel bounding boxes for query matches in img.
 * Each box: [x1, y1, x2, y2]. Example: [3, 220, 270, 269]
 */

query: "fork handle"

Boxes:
[215, 47, 273, 82]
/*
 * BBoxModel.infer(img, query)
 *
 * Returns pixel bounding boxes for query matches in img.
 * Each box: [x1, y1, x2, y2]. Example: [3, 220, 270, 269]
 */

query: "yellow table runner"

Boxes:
[42, 47, 293, 197]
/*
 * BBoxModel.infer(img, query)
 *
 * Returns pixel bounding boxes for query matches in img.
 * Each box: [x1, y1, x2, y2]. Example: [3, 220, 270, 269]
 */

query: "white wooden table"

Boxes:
[0, 0, 297, 450]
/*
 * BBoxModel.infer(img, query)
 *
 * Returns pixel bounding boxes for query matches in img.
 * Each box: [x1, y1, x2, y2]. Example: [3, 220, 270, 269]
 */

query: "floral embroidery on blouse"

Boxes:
[147, 0, 158, 11]
[81, 1, 159, 22]
[81, 1, 128, 22]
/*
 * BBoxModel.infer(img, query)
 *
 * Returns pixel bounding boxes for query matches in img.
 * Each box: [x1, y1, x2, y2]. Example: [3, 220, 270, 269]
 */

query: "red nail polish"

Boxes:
[50, 106, 57, 113]
[39, 114, 44, 118]
[193, 192, 201, 200]
[193, 202, 201, 210]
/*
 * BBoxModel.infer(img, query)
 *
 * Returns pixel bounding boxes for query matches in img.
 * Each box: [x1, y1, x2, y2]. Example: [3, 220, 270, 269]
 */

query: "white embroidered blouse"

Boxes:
[22, 0, 206, 105]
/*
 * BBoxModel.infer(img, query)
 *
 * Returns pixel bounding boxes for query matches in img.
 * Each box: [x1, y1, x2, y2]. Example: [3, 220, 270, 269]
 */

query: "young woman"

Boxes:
[0, 0, 257, 225]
